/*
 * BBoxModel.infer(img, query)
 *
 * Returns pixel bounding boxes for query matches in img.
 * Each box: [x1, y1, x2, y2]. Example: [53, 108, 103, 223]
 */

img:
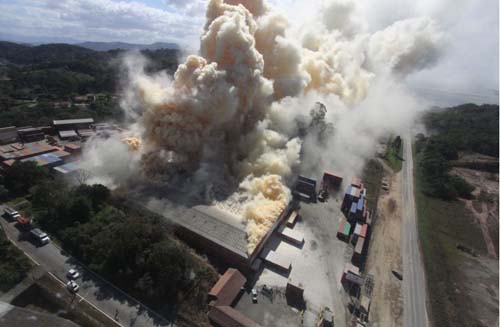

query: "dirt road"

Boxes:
[365, 171, 403, 327]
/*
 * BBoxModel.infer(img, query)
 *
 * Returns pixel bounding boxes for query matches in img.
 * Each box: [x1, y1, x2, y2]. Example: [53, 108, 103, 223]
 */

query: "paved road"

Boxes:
[0, 205, 173, 327]
[401, 136, 429, 327]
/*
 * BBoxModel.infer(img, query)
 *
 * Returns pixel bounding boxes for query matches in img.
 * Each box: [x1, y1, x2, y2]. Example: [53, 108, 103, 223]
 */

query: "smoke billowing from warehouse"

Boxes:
[81, 0, 444, 252]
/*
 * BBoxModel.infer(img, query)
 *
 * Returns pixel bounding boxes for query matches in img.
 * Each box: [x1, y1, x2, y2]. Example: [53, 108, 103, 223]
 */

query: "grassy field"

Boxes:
[414, 150, 488, 327]
[385, 139, 403, 172]
[361, 159, 384, 213]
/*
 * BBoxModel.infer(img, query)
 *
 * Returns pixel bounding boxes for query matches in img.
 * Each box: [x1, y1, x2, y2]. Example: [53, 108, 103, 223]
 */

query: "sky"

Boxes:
[0, 0, 498, 105]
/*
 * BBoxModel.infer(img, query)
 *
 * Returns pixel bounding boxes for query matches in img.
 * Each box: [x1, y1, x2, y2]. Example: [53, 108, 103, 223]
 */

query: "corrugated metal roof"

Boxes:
[22, 153, 62, 167]
[59, 130, 78, 138]
[77, 129, 94, 137]
[208, 268, 246, 306]
[208, 305, 260, 327]
[53, 162, 80, 174]
[53, 118, 94, 126]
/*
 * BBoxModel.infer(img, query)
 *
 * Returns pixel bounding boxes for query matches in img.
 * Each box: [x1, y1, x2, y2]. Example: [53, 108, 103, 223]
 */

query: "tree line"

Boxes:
[415, 103, 498, 200]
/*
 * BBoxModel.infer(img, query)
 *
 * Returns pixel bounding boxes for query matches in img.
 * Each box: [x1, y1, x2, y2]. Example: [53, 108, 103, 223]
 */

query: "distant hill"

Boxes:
[76, 41, 179, 52]
[0, 41, 102, 65]
[0, 41, 179, 126]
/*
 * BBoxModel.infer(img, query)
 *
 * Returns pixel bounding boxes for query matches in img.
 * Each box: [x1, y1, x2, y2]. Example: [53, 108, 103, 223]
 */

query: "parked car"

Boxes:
[251, 288, 258, 303]
[30, 228, 50, 245]
[67, 269, 80, 280]
[4, 207, 20, 221]
[67, 280, 79, 293]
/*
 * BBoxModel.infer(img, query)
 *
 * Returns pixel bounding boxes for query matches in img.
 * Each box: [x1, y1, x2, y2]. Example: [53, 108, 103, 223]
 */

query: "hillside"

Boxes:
[0, 41, 179, 126]
[77, 41, 179, 51]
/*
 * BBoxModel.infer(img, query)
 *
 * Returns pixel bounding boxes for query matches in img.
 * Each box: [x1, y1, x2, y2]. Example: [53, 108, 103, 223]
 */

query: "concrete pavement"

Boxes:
[0, 205, 174, 327]
[401, 136, 429, 327]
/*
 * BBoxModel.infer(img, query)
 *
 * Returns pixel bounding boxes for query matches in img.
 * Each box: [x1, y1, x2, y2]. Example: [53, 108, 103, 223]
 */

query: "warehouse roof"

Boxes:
[209, 268, 246, 306]
[208, 305, 260, 327]
[53, 118, 94, 126]
[77, 129, 94, 137]
[21, 153, 62, 167]
[53, 162, 80, 175]
[59, 130, 78, 138]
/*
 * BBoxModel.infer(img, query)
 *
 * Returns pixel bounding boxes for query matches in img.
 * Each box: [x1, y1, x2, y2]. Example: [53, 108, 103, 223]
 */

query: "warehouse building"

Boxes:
[53, 118, 94, 140]
[207, 268, 261, 327]
[0, 142, 57, 162]
[17, 127, 45, 143]
[0, 126, 20, 145]
[53, 162, 81, 176]
[21, 152, 63, 168]
[128, 195, 294, 274]
[0, 141, 76, 169]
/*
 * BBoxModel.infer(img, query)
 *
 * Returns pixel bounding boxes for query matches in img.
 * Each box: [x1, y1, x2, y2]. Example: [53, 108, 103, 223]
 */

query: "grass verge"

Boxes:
[361, 159, 384, 212]
[385, 140, 403, 172]
[0, 226, 34, 292]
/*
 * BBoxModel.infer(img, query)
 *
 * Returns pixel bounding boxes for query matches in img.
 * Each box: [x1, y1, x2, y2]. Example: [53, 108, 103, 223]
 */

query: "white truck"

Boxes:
[4, 207, 20, 221]
[30, 228, 50, 246]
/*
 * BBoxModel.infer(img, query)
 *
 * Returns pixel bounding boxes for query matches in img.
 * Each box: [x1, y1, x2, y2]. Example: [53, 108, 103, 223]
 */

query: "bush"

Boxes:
[449, 176, 475, 199]
[3, 161, 49, 197]
[0, 230, 32, 291]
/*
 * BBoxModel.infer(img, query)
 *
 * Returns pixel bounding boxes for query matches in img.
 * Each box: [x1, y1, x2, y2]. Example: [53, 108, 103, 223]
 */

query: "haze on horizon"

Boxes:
[0, 0, 498, 106]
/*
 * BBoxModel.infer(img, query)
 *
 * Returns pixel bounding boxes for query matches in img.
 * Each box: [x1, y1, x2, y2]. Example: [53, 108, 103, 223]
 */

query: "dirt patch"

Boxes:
[458, 255, 499, 327]
[452, 167, 499, 259]
[416, 164, 497, 327]
[364, 172, 403, 327]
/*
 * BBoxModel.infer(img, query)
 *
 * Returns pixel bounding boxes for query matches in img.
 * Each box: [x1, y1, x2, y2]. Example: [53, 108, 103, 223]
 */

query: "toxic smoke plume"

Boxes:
[80, 0, 444, 253]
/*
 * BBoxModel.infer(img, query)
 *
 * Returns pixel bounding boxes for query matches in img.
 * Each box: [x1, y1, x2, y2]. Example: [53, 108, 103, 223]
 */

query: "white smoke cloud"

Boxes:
[78, 130, 143, 189]
[80, 0, 445, 252]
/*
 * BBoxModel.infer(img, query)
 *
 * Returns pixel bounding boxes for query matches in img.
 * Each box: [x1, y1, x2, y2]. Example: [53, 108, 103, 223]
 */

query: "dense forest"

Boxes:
[415, 103, 499, 200]
[0, 41, 179, 126]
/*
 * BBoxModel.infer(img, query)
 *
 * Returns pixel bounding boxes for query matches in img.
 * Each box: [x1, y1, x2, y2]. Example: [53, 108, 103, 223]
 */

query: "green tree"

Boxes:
[69, 196, 92, 223]
[3, 161, 49, 196]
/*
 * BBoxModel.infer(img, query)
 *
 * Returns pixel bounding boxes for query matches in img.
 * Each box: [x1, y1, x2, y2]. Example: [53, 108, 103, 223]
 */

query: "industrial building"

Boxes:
[22, 152, 63, 168]
[0, 142, 57, 162]
[0, 126, 20, 145]
[0, 141, 79, 170]
[53, 162, 81, 176]
[207, 268, 261, 327]
[53, 118, 94, 140]
[128, 195, 295, 274]
[17, 127, 45, 143]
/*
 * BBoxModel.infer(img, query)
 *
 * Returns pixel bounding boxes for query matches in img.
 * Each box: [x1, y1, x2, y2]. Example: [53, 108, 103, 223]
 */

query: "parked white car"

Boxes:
[67, 280, 79, 293]
[67, 269, 80, 280]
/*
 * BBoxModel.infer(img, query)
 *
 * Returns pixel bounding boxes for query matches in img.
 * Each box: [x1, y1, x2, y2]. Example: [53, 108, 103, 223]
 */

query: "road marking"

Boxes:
[47, 272, 124, 327]
[4, 233, 41, 266]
